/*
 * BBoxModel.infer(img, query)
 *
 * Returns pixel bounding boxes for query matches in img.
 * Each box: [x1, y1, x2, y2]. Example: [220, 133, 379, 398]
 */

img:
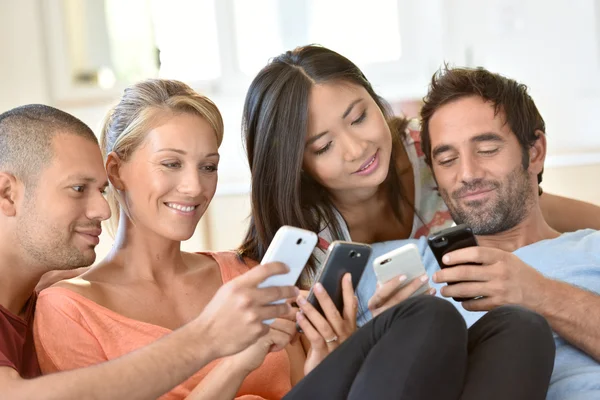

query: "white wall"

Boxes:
[0, 1, 50, 110]
[6, 1, 600, 157]
[441, 0, 600, 156]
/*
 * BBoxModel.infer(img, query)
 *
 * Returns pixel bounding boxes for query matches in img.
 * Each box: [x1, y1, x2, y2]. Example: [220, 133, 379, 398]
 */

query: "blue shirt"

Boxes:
[356, 229, 600, 400]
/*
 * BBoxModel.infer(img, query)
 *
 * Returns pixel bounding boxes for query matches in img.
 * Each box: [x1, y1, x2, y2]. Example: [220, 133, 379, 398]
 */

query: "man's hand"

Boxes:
[432, 246, 549, 312]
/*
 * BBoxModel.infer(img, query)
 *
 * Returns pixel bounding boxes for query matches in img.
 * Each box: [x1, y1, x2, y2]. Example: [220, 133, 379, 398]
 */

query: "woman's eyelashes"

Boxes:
[315, 141, 332, 156]
[160, 160, 218, 172]
[312, 110, 367, 156]
[351, 110, 367, 125]
[200, 164, 218, 172]
[161, 160, 181, 169]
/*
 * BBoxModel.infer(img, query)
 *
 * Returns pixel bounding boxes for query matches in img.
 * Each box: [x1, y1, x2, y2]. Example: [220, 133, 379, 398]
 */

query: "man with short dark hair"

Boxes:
[0, 104, 297, 399]
[421, 67, 600, 398]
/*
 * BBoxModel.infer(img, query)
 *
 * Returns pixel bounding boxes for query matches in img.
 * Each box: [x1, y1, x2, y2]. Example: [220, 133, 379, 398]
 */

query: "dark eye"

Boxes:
[201, 165, 218, 172]
[162, 161, 181, 169]
[315, 141, 332, 156]
[72, 186, 85, 193]
[351, 111, 367, 125]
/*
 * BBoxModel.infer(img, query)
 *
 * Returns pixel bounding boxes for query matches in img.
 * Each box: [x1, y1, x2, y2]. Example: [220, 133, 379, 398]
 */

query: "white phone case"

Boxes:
[258, 226, 317, 324]
[372, 243, 429, 296]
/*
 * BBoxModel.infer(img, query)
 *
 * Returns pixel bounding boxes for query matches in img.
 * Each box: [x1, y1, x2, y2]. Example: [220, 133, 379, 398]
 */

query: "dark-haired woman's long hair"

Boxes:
[238, 45, 413, 285]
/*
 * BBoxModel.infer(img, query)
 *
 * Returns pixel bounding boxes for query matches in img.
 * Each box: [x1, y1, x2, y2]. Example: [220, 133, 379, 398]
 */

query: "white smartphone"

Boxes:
[258, 226, 317, 323]
[372, 243, 429, 297]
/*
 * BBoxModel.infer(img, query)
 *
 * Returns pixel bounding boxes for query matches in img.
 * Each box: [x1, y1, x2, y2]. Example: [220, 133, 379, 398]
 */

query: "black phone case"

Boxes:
[307, 241, 372, 315]
[428, 224, 479, 302]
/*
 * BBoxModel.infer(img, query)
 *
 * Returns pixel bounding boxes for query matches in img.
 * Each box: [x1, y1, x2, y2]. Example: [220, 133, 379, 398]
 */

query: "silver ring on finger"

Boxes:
[325, 335, 338, 343]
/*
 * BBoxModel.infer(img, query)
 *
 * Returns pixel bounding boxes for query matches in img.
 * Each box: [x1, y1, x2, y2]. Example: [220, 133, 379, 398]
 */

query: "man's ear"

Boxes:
[0, 172, 20, 217]
[528, 130, 547, 177]
[105, 152, 126, 191]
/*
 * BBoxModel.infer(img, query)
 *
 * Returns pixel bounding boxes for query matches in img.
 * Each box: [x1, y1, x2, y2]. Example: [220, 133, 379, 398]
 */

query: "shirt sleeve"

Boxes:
[0, 349, 16, 370]
[33, 290, 108, 374]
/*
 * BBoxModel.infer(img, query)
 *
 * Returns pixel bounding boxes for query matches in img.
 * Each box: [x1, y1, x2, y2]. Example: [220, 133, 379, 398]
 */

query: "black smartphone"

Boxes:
[307, 241, 372, 316]
[427, 224, 479, 302]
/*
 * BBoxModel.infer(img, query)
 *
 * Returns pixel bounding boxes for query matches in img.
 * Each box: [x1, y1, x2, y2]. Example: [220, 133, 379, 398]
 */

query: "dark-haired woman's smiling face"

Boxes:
[303, 82, 392, 197]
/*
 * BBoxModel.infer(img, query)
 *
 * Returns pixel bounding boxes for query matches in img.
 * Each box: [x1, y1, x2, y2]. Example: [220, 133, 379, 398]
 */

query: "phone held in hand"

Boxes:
[427, 224, 479, 302]
[259, 225, 317, 323]
[306, 241, 372, 316]
[373, 243, 429, 297]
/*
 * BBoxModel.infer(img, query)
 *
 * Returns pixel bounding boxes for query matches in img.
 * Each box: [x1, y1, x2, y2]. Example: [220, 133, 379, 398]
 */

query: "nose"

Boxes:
[177, 167, 203, 197]
[341, 130, 368, 163]
[88, 191, 112, 222]
[457, 154, 484, 184]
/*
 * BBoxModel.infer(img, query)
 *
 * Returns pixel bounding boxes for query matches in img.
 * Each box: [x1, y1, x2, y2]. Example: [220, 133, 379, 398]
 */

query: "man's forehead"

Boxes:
[51, 134, 101, 158]
[429, 98, 509, 145]
[45, 135, 104, 178]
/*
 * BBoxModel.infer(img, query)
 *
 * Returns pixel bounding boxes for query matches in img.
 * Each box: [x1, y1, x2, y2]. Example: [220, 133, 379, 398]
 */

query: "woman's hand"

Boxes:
[185, 311, 298, 400]
[368, 274, 435, 317]
[195, 262, 299, 358]
[296, 273, 357, 375]
[228, 315, 298, 375]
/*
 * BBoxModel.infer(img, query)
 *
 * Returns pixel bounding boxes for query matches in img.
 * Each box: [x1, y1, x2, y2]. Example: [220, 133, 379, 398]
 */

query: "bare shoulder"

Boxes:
[182, 251, 221, 271]
[50, 276, 94, 297]
[48, 262, 117, 302]
[184, 251, 255, 273]
[35, 266, 91, 292]
[180, 252, 229, 288]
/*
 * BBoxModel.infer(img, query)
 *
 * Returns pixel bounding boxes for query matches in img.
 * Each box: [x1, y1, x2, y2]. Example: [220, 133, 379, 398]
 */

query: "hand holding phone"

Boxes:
[258, 226, 317, 323]
[373, 243, 429, 295]
[427, 224, 480, 302]
[306, 241, 372, 315]
[367, 243, 431, 316]
[295, 272, 357, 375]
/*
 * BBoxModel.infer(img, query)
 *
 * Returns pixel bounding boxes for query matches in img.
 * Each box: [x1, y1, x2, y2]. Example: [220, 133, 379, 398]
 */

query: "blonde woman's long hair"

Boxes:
[100, 79, 224, 236]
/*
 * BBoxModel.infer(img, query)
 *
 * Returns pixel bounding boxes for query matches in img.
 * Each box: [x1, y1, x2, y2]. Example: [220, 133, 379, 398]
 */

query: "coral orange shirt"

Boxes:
[33, 252, 292, 400]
